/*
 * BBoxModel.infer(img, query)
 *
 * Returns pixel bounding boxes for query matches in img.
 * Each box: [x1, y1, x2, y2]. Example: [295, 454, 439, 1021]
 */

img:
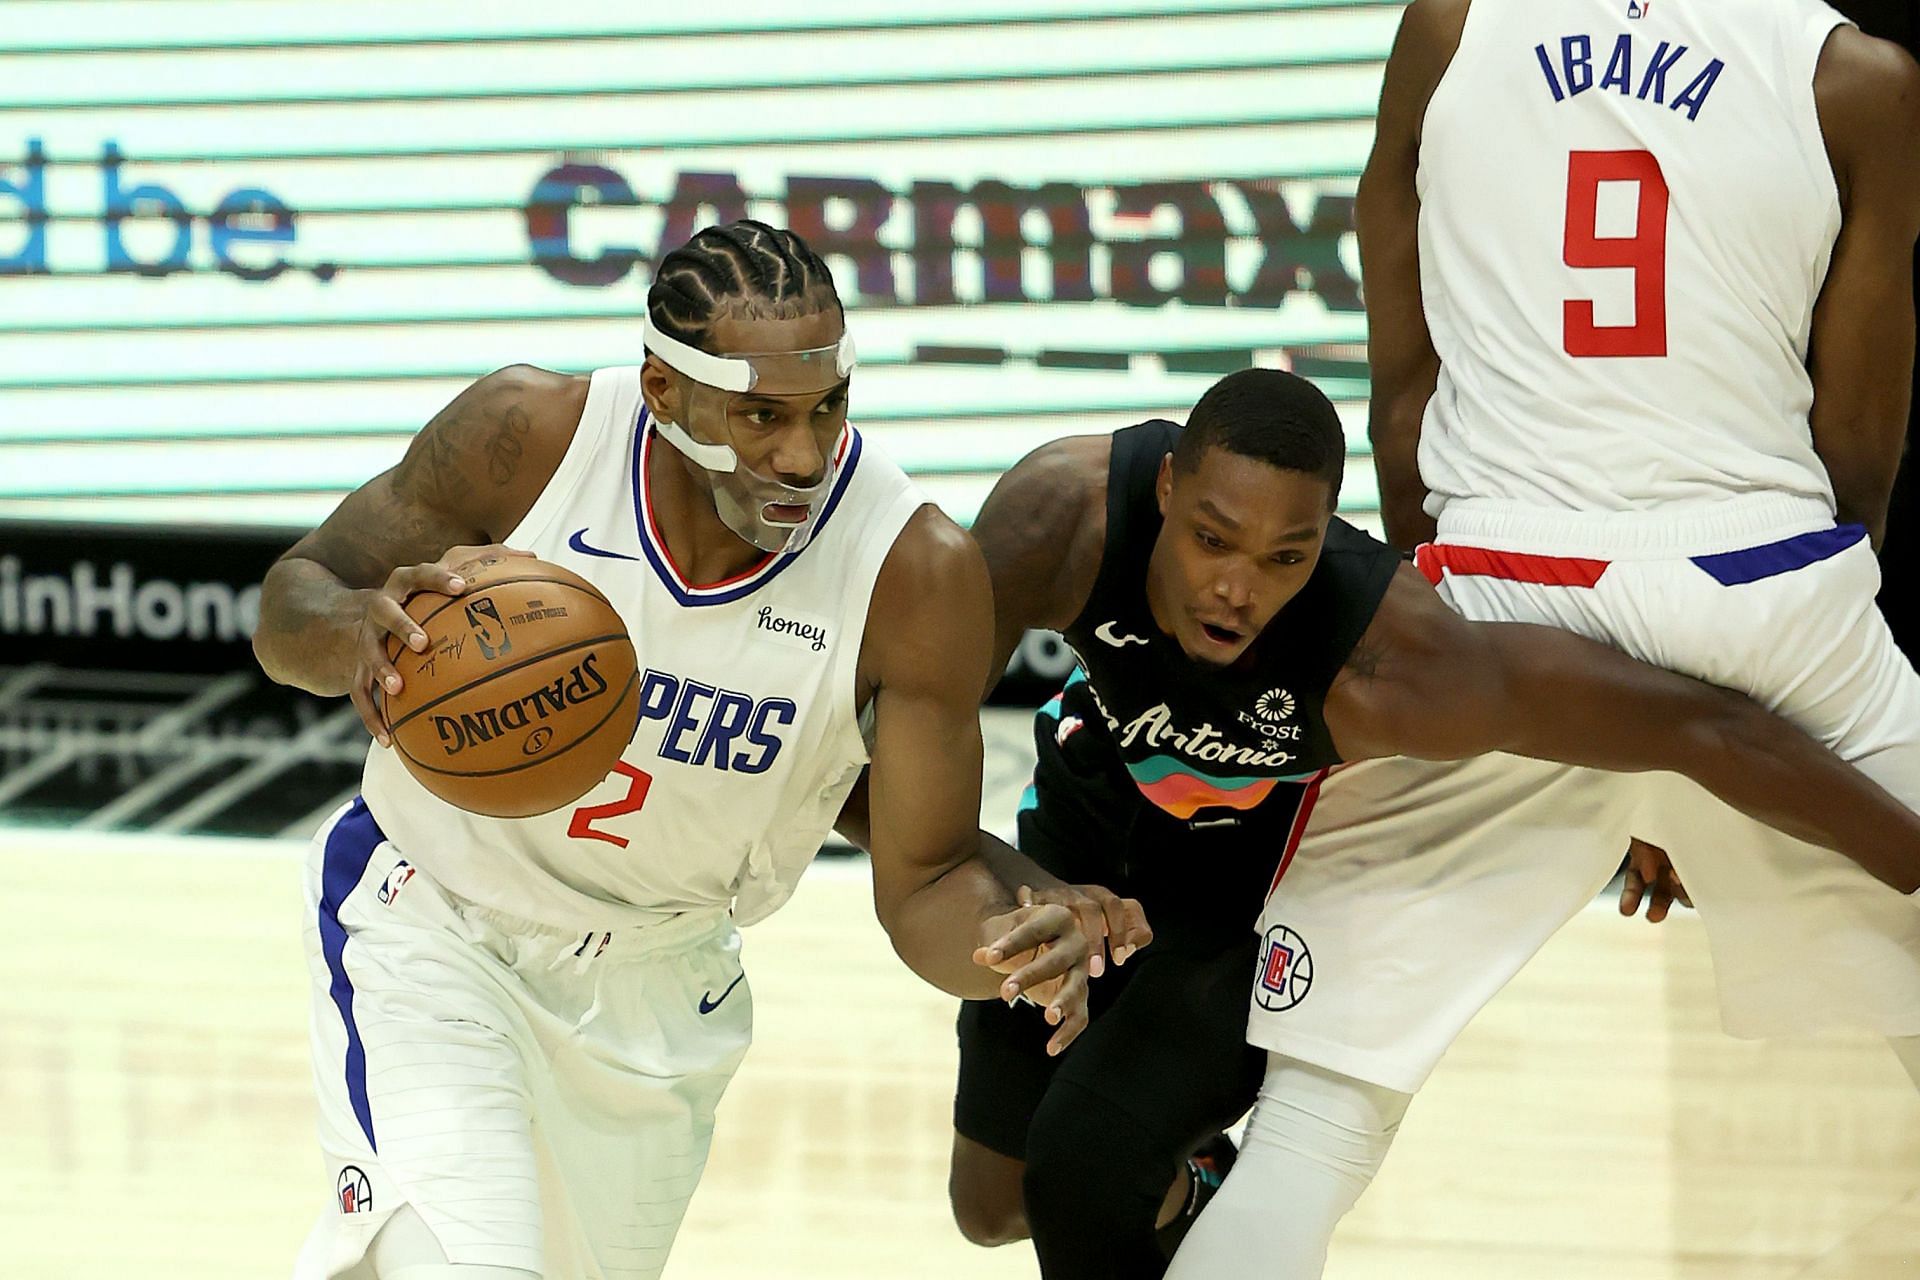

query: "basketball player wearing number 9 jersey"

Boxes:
[1166, 1, 1920, 1275]
[253, 222, 1098, 1280]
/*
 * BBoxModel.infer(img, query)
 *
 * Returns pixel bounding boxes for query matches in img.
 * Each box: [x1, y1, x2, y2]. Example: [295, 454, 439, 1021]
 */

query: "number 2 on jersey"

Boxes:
[1563, 150, 1669, 358]
[568, 761, 653, 848]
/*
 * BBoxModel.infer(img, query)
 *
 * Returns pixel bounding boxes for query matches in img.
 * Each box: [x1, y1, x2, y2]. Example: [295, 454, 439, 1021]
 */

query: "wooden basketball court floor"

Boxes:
[2, 827, 1915, 1280]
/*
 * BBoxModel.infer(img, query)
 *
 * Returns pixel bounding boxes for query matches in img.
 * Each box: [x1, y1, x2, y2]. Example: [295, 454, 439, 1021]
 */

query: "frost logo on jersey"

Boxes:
[376, 859, 416, 906]
[1237, 687, 1303, 743]
[1253, 689, 1296, 723]
[337, 1166, 373, 1214]
[464, 596, 513, 660]
[636, 668, 794, 775]
[755, 605, 829, 653]
[1254, 925, 1313, 1012]
[432, 651, 610, 756]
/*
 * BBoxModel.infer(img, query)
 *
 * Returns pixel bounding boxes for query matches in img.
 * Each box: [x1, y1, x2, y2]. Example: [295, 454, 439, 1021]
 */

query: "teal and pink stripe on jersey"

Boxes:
[1414, 524, 1867, 589]
[1127, 754, 1320, 821]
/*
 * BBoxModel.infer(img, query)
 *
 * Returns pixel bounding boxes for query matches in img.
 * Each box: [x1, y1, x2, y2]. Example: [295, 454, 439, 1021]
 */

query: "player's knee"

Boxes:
[948, 1138, 1029, 1246]
[949, 1184, 1028, 1248]
[1021, 1084, 1165, 1231]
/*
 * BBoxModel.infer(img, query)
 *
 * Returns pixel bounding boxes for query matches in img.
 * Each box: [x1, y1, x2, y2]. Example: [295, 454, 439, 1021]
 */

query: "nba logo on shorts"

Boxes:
[1256, 925, 1313, 1012]
[337, 1165, 372, 1214]
[377, 859, 416, 906]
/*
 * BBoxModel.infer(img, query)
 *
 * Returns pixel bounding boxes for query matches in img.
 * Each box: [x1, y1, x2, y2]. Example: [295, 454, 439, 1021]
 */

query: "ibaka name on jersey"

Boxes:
[637, 668, 795, 776]
[1533, 33, 1727, 120]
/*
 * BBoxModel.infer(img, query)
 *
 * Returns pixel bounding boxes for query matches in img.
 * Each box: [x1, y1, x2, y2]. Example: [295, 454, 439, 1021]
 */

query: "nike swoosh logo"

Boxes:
[1094, 620, 1149, 648]
[698, 973, 746, 1015]
[568, 528, 639, 561]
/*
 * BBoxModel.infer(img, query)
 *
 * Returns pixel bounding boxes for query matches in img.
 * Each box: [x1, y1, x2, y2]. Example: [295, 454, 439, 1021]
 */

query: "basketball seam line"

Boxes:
[392, 671, 641, 784]
[382, 632, 631, 733]
[390, 572, 619, 641]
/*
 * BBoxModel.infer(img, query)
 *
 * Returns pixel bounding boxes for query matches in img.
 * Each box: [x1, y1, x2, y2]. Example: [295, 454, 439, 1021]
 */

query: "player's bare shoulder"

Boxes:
[859, 504, 996, 703]
[389, 363, 591, 540]
[971, 434, 1112, 633]
[1815, 23, 1920, 209]
[283, 364, 589, 590]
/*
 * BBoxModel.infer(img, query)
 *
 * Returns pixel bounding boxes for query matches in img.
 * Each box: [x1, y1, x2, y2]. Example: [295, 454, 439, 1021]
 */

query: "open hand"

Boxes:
[1019, 882, 1153, 978]
[351, 543, 534, 745]
[973, 887, 1097, 1056]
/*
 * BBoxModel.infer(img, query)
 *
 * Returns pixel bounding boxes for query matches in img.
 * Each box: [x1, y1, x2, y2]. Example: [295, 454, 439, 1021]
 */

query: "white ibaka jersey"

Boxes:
[361, 367, 925, 930]
[1415, 0, 1851, 517]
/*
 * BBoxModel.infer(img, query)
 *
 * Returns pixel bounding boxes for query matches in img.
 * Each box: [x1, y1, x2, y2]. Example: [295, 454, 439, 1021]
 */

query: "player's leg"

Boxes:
[1020, 935, 1267, 1280]
[949, 1129, 1031, 1247]
[948, 990, 1060, 1246]
[365, 1206, 539, 1279]
[1616, 542, 1920, 1045]
[516, 911, 754, 1280]
[950, 916, 1146, 1247]
[297, 800, 548, 1279]
[1163, 1056, 1411, 1279]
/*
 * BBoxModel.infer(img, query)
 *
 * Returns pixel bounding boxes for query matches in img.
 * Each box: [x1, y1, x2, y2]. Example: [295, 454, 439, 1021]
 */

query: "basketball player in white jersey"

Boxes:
[1167, 2, 1920, 1275]
[253, 222, 1100, 1280]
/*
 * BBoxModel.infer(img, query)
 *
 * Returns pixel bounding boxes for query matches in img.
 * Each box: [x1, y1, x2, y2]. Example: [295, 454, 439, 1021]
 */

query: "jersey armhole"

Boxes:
[503, 366, 633, 547]
[1065, 420, 1172, 636]
[1799, 12, 1852, 261]
[1415, 0, 1485, 189]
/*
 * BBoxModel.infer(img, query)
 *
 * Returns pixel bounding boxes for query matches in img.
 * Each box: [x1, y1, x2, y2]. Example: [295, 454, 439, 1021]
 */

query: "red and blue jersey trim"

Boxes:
[1416, 524, 1865, 591]
[1689, 523, 1866, 586]
[629, 406, 861, 608]
[1414, 543, 1610, 588]
[319, 797, 386, 1153]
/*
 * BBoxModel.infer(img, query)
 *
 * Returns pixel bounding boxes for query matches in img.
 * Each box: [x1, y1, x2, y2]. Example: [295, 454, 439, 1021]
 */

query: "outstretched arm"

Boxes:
[848, 508, 1096, 1049]
[1325, 566, 1920, 892]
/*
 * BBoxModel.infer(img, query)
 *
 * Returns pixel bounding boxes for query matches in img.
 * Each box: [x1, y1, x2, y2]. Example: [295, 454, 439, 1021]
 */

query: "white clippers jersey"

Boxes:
[360, 367, 925, 930]
[1414, 0, 1851, 517]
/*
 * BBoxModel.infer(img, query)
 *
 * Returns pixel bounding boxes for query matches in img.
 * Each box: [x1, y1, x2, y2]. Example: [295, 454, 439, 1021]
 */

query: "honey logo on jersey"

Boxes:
[754, 605, 830, 654]
[464, 596, 513, 660]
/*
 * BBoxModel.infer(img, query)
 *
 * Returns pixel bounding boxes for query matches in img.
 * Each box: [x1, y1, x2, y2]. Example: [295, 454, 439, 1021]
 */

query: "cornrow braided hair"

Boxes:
[647, 220, 844, 351]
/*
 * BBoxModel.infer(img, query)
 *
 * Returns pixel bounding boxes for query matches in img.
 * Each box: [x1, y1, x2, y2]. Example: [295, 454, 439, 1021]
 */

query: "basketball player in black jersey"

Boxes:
[944, 368, 1920, 1280]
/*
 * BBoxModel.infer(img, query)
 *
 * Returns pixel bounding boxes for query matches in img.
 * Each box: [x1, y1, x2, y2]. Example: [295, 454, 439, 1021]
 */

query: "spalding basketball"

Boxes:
[379, 552, 639, 818]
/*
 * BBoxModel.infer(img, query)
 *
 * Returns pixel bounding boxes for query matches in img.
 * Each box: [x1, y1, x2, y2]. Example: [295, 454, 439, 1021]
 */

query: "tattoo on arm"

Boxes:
[486, 406, 532, 487]
[391, 408, 469, 510]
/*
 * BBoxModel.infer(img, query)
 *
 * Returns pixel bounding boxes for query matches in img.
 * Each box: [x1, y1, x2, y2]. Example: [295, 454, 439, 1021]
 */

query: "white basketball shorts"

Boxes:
[293, 798, 752, 1279]
[1249, 495, 1920, 1093]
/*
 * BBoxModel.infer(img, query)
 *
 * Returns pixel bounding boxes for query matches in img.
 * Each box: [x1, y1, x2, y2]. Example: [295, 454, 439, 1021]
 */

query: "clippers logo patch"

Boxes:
[338, 1165, 373, 1214]
[376, 859, 416, 906]
[1255, 925, 1314, 1012]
